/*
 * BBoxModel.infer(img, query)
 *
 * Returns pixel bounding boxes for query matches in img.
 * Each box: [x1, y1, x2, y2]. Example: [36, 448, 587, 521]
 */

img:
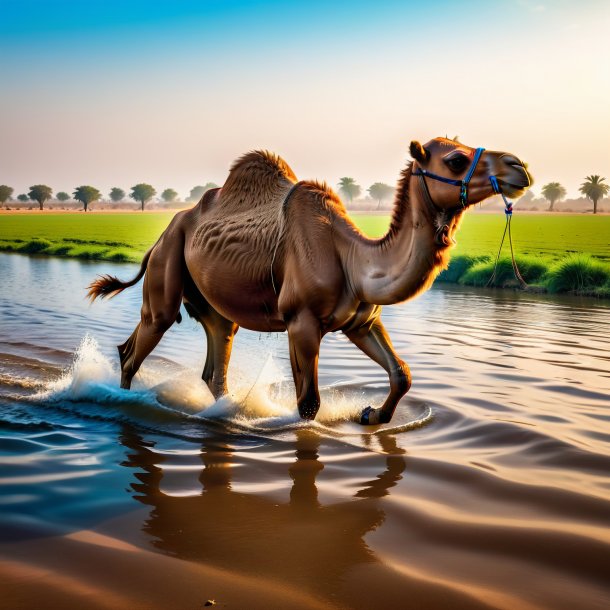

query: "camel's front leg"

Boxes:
[344, 317, 411, 425]
[287, 311, 322, 420]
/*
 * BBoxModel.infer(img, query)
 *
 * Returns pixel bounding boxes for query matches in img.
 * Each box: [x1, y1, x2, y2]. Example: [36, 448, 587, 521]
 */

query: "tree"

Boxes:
[73, 185, 101, 212]
[17, 194, 29, 202]
[541, 182, 566, 211]
[56, 191, 70, 202]
[0, 185, 13, 206]
[161, 188, 179, 203]
[110, 187, 125, 202]
[130, 183, 156, 211]
[367, 183, 394, 209]
[188, 182, 219, 202]
[579, 175, 608, 215]
[517, 189, 535, 206]
[28, 184, 53, 210]
[338, 177, 361, 204]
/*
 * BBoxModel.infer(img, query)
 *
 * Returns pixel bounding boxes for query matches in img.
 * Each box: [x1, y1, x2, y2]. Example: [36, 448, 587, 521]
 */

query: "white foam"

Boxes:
[152, 372, 215, 414]
[41, 334, 123, 400]
[34, 335, 432, 437]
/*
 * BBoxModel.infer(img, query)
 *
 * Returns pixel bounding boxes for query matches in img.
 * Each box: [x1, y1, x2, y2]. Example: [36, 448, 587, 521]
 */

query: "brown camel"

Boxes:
[88, 137, 532, 425]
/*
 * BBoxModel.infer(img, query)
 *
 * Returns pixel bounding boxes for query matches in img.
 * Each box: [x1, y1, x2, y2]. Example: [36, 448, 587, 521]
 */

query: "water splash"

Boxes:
[40, 334, 131, 402]
[30, 335, 431, 437]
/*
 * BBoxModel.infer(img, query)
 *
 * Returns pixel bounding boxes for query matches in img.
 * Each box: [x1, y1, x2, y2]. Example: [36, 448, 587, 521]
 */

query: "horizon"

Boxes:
[1, 0, 609, 199]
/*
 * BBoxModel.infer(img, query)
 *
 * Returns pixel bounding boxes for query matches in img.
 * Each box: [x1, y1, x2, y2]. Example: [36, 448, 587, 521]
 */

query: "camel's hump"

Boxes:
[223, 150, 297, 195]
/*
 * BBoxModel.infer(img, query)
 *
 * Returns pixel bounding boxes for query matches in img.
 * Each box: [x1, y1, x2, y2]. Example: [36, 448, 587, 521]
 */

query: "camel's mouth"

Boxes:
[502, 182, 529, 199]
[499, 164, 533, 199]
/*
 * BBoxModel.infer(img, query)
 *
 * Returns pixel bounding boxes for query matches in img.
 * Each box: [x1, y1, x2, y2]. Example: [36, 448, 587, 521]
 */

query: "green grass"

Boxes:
[354, 213, 610, 297]
[1, 211, 609, 296]
[0, 213, 174, 262]
[545, 253, 610, 295]
[356, 213, 610, 261]
[459, 255, 548, 288]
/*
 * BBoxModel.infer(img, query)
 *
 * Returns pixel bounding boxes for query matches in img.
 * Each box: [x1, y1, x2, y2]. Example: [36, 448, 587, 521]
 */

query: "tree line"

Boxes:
[336, 176, 608, 214]
[0, 182, 219, 212]
[0, 176, 608, 213]
[538, 177, 609, 214]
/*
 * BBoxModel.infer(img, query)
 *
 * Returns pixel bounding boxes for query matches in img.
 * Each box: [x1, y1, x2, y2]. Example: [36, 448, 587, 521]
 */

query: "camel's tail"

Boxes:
[87, 247, 153, 302]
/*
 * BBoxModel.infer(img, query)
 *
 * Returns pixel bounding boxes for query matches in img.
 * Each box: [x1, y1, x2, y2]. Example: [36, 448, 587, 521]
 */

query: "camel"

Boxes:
[88, 137, 532, 425]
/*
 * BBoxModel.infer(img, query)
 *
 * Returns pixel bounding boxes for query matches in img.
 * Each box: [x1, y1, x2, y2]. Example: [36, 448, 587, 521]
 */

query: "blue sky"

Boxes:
[1, 0, 608, 198]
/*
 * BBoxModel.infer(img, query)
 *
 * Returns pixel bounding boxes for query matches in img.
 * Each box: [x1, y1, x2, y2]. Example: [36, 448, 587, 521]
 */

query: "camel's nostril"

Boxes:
[502, 154, 523, 167]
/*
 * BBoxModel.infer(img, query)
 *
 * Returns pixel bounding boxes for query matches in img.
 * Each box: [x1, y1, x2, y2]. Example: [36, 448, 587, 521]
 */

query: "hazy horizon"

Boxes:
[1, 0, 609, 199]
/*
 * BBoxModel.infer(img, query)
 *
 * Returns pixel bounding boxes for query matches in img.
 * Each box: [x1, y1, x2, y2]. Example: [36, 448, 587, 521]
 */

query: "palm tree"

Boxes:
[579, 175, 608, 215]
[338, 177, 361, 204]
[541, 182, 566, 212]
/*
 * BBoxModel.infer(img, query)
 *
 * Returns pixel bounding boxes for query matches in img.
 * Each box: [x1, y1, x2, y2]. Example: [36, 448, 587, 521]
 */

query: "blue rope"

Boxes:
[487, 175, 527, 288]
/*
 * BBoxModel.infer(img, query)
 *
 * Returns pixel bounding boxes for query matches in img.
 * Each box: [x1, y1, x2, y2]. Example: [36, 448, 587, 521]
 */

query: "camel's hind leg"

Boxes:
[344, 316, 411, 425]
[183, 284, 238, 399]
[119, 236, 184, 389]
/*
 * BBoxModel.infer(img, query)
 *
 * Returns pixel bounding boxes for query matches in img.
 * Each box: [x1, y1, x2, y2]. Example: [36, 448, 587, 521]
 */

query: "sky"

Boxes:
[1, 0, 609, 200]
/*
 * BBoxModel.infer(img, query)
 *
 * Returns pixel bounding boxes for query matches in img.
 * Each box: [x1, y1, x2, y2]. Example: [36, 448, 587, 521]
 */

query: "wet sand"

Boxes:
[1, 253, 609, 609]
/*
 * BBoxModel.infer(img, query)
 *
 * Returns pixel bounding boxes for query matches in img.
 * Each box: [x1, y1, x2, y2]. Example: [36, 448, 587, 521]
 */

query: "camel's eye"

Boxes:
[444, 153, 470, 173]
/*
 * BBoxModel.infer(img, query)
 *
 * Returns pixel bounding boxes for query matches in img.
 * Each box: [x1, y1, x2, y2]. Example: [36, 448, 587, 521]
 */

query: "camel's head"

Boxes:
[410, 137, 532, 204]
[409, 137, 533, 246]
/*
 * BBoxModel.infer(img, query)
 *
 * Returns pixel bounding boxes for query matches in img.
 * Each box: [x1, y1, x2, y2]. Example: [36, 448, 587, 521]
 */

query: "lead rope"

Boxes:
[487, 176, 528, 289]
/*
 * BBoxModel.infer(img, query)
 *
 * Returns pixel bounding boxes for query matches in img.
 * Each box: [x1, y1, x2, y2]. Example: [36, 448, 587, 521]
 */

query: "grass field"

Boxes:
[355, 214, 610, 261]
[1, 211, 609, 296]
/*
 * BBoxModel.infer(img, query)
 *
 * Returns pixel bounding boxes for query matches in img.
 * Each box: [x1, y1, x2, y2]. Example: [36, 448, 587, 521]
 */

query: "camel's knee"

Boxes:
[145, 312, 175, 335]
[390, 361, 411, 395]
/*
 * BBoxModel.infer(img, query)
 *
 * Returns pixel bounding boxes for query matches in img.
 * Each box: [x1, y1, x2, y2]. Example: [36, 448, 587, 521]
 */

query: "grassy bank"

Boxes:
[355, 214, 610, 297]
[1, 211, 609, 297]
[435, 253, 610, 298]
[0, 213, 173, 263]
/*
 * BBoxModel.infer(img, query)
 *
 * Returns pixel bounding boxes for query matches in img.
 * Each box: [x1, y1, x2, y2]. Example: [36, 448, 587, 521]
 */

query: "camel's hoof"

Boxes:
[360, 406, 378, 426]
[359, 406, 392, 425]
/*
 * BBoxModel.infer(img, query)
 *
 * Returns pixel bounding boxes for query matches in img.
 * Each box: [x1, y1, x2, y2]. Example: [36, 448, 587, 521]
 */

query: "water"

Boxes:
[1, 252, 609, 609]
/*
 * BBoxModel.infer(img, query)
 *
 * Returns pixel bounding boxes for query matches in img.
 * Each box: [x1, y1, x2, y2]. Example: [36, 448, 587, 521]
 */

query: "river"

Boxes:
[1, 252, 609, 609]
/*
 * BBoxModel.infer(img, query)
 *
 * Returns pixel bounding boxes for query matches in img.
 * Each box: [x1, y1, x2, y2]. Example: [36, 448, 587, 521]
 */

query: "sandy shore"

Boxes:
[0, 511, 503, 610]
[0, 519, 332, 610]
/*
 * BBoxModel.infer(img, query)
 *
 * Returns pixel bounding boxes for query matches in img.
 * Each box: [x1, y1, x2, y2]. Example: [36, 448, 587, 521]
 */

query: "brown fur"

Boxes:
[89, 137, 532, 425]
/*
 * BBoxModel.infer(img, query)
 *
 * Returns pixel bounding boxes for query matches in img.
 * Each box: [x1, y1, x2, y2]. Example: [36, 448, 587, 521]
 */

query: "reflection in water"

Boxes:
[119, 426, 404, 591]
[356, 435, 406, 499]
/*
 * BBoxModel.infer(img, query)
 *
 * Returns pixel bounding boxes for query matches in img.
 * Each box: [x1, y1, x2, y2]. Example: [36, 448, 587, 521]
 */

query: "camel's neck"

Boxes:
[343, 165, 449, 305]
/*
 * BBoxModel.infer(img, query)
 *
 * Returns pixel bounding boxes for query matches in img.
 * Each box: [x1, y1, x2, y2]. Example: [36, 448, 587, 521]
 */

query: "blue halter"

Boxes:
[413, 146, 514, 217]
[413, 147, 486, 208]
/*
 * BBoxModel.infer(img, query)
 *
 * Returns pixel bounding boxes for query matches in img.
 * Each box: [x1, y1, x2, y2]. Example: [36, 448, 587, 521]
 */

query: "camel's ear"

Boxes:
[410, 141, 430, 163]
